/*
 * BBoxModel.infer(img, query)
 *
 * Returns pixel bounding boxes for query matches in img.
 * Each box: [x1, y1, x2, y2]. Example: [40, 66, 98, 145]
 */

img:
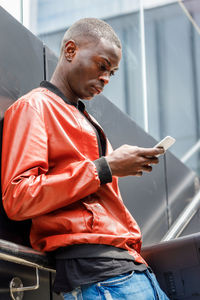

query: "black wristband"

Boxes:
[93, 157, 112, 185]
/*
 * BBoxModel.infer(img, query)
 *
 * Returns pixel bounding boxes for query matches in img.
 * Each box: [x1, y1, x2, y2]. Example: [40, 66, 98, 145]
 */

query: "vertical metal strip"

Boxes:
[122, 28, 130, 114]
[189, 20, 200, 171]
[20, 0, 23, 25]
[139, 0, 148, 132]
[155, 20, 164, 140]
[43, 46, 47, 81]
[164, 154, 171, 229]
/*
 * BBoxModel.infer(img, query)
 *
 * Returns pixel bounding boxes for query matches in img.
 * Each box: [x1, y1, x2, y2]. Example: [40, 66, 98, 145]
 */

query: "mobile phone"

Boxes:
[154, 136, 176, 155]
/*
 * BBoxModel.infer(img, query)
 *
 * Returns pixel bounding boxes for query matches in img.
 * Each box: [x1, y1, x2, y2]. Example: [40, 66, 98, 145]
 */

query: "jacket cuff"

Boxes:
[93, 157, 112, 185]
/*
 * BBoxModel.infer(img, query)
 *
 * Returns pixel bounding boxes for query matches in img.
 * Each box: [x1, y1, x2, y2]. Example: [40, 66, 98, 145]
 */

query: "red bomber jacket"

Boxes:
[1, 83, 146, 264]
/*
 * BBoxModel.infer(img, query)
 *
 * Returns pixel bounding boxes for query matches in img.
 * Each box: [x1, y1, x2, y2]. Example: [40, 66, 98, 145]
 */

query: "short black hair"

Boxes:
[61, 18, 121, 54]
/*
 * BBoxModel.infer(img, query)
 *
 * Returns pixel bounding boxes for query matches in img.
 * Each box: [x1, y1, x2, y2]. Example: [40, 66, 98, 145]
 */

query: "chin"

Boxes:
[82, 96, 94, 100]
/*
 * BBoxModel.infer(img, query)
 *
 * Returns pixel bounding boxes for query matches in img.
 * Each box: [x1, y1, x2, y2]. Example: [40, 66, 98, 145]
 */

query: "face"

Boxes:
[64, 38, 122, 101]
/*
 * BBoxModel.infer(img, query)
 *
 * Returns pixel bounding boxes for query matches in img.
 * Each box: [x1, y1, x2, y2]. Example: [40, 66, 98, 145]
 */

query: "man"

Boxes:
[1, 18, 168, 299]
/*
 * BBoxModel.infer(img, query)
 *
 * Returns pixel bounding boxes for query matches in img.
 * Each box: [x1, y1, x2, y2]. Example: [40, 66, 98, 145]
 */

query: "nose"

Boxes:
[99, 73, 110, 85]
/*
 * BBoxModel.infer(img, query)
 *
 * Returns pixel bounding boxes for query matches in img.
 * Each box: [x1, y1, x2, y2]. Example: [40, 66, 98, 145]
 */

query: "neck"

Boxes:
[50, 66, 79, 105]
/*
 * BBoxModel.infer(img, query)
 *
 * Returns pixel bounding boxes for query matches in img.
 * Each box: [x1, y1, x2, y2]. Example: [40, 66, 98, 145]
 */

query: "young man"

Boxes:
[2, 18, 168, 299]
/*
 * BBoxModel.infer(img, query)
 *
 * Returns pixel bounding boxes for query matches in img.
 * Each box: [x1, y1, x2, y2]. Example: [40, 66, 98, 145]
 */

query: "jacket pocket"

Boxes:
[98, 271, 135, 286]
[82, 200, 100, 232]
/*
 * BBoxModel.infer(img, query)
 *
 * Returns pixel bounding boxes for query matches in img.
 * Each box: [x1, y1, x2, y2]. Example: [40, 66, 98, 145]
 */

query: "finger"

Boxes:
[136, 171, 143, 177]
[138, 155, 159, 165]
[145, 157, 159, 165]
[139, 147, 165, 157]
[142, 165, 152, 172]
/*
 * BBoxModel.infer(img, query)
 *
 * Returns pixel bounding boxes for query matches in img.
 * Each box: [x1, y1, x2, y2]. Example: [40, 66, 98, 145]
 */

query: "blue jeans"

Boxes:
[62, 269, 169, 299]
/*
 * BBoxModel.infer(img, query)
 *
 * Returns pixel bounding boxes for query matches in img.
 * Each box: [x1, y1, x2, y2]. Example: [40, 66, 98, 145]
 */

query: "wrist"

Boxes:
[105, 155, 117, 176]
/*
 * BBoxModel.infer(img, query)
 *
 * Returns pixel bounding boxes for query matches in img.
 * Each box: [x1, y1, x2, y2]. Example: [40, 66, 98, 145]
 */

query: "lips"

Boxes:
[93, 86, 103, 94]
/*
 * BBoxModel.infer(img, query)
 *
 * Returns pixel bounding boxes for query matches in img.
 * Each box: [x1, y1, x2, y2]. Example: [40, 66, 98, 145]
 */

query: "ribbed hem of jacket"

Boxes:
[93, 157, 112, 185]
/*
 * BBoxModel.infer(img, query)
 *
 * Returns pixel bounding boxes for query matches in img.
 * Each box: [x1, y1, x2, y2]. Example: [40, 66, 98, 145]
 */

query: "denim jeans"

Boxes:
[62, 269, 170, 299]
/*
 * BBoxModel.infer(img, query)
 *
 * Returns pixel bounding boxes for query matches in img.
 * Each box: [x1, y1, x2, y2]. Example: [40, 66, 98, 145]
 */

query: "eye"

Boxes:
[99, 63, 107, 71]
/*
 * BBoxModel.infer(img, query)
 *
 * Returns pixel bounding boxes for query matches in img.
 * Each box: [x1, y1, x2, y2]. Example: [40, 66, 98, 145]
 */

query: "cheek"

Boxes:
[70, 57, 98, 92]
[75, 66, 89, 83]
[77, 58, 97, 79]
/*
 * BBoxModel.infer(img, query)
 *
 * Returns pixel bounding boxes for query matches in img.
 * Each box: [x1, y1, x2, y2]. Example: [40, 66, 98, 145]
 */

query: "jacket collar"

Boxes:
[40, 81, 85, 112]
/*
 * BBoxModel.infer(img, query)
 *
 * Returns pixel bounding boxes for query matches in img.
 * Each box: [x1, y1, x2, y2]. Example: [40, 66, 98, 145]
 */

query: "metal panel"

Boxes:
[141, 232, 200, 299]
[44, 45, 58, 81]
[0, 261, 50, 300]
[0, 6, 44, 113]
[165, 151, 198, 229]
[0, 6, 44, 246]
[180, 209, 200, 237]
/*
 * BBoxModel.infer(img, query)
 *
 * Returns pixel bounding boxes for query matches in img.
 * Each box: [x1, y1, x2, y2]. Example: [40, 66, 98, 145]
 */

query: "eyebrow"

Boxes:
[101, 57, 119, 71]
[103, 57, 111, 66]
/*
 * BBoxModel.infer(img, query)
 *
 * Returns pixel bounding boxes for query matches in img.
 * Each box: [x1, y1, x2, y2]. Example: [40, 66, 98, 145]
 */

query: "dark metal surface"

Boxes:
[141, 232, 200, 299]
[0, 261, 51, 300]
[0, 239, 54, 271]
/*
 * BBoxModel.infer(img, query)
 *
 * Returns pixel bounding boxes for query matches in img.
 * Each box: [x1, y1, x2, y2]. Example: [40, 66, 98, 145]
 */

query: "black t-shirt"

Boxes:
[53, 244, 147, 293]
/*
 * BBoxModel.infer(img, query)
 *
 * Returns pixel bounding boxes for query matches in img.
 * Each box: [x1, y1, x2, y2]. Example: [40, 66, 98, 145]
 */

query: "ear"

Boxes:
[64, 40, 77, 62]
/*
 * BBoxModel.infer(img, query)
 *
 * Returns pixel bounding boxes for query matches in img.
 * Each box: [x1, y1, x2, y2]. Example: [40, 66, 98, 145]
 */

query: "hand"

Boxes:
[106, 145, 164, 177]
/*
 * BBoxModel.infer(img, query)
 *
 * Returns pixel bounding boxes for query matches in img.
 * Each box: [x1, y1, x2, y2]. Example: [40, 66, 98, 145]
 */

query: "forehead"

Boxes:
[82, 38, 122, 66]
